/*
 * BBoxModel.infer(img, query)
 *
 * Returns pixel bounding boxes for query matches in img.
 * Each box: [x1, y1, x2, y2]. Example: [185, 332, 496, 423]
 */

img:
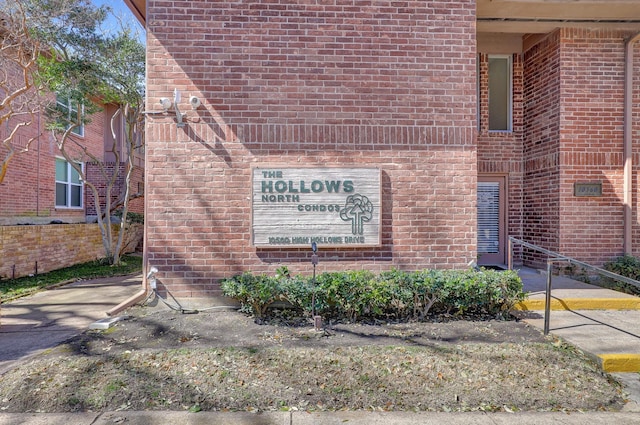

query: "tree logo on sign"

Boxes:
[340, 194, 373, 235]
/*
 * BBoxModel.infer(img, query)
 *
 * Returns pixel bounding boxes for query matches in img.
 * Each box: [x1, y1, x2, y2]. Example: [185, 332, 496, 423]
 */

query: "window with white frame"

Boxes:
[488, 55, 512, 132]
[56, 95, 85, 137]
[55, 158, 83, 208]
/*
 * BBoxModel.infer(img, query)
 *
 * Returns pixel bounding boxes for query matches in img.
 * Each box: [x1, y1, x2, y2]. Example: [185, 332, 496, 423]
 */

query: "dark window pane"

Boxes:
[70, 185, 82, 207]
[56, 183, 67, 206]
[488, 56, 510, 131]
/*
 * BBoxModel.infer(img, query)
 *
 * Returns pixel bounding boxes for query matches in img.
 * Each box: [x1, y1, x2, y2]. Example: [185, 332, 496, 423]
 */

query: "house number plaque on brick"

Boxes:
[252, 167, 381, 247]
[574, 182, 602, 197]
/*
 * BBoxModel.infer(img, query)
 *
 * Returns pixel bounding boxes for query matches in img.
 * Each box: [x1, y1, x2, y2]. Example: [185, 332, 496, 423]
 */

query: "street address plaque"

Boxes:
[574, 182, 602, 197]
[252, 167, 381, 247]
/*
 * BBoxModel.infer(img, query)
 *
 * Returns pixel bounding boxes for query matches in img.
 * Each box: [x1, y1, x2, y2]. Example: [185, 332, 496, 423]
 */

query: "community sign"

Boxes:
[252, 167, 381, 247]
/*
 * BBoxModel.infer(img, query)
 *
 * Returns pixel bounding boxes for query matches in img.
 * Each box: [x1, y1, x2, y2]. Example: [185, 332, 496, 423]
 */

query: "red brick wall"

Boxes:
[85, 163, 144, 216]
[634, 39, 640, 259]
[0, 92, 109, 224]
[477, 53, 525, 261]
[521, 29, 640, 268]
[0, 123, 56, 221]
[146, 0, 478, 297]
[128, 166, 145, 215]
[522, 31, 562, 267]
[558, 29, 632, 265]
[0, 56, 57, 220]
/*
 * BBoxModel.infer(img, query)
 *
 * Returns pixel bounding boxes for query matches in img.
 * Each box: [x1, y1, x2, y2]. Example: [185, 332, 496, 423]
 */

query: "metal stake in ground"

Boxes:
[311, 242, 322, 331]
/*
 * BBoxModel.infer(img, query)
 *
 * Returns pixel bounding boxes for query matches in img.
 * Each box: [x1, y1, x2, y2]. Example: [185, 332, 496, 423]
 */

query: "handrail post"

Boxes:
[544, 260, 553, 336]
[508, 236, 640, 337]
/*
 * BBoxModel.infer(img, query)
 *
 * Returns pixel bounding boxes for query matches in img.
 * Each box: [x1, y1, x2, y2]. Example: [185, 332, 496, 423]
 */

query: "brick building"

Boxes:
[0, 98, 144, 225]
[0, 7, 145, 279]
[125, 0, 640, 298]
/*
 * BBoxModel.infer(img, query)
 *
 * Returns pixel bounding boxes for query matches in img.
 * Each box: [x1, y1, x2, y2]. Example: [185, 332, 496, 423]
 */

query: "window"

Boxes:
[56, 95, 84, 137]
[55, 158, 83, 208]
[488, 55, 512, 132]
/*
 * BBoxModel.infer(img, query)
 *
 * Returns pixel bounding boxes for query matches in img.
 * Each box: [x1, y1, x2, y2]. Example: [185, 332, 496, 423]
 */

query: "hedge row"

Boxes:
[602, 255, 640, 296]
[221, 268, 525, 321]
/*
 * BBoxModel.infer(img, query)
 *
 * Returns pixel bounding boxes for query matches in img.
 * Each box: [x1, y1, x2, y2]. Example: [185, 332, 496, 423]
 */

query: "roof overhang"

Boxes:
[123, 0, 145, 26]
[478, 0, 640, 34]
[479, 0, 640, 53]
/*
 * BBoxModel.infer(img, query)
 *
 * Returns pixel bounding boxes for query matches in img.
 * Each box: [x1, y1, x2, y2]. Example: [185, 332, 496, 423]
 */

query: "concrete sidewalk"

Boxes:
[0, 274, 142, 375]
[516, 268, 640, 373]
[1, 410, 640, 425]
[515, 267, 640, 411]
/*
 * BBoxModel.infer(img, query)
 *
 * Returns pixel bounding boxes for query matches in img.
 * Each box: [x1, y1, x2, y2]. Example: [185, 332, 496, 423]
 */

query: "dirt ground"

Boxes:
[0, 300, 627, 413]
[74, 303, 551, 353]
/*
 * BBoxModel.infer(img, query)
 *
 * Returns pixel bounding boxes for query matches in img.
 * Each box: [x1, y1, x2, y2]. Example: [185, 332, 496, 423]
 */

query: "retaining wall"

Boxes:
[0, 223, 143, 279]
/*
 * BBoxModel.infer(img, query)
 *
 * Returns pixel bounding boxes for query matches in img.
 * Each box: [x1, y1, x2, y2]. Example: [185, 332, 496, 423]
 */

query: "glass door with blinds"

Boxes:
[477, 176, 506, 267]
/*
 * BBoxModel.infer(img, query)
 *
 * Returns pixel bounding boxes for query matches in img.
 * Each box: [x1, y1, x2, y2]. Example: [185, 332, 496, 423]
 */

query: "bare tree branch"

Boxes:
[0, 1, 44, 184]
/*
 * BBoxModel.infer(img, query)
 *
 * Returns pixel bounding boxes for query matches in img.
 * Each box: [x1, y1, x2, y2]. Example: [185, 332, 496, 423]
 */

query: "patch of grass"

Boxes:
[105, 380, 126, 393]
[0, 255, 142, 302]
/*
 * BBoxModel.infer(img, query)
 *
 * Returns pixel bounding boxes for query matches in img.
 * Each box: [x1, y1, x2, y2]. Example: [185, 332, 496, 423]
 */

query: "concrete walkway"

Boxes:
[0, 275, 141, 375]
[1, 410, 640, 425]
[512, 267, 640, 414]
[2, 269, 640, 424]
[516, 268, 640, 373]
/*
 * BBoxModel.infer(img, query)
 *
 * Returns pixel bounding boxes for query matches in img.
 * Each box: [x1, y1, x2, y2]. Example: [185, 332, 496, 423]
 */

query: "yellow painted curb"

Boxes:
[598, 354, 640, 373]
[514, 298, 640, 311]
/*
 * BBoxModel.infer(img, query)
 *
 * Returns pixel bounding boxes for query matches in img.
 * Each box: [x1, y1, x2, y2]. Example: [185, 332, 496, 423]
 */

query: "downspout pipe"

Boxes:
[106, 214, 149, 316]
[106, 217, 149, 317]
[624, 33, 640, 255]
[106, 277, 148, 316]
[106, 115, 150, 317]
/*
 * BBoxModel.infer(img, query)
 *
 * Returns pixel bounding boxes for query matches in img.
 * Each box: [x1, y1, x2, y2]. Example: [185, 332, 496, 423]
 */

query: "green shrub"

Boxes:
[604, 255, 640, 280]
[221, 268, 525, 321]
[424, 269, 522, 318]
[280, 275, 314, 313]
[314, 270, 378, 320]
[376, 269, 415, 320]
[602, 255, 640, 296]
[378, 269, 443, 320]
[220, 273, 282, 317]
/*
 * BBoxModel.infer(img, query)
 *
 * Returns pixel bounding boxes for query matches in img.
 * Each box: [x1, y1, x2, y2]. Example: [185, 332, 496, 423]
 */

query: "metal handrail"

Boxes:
[508, 236, 640, 335]
[509, 237, 640, 289]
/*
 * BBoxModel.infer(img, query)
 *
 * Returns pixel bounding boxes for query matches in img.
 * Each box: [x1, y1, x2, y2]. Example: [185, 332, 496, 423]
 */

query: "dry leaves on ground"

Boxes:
[0, 306, 626, 413]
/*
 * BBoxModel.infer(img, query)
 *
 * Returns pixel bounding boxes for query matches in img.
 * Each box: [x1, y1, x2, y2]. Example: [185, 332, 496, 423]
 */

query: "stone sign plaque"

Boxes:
[252, 167, 381, 247]
[574, 182, 602, 197]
